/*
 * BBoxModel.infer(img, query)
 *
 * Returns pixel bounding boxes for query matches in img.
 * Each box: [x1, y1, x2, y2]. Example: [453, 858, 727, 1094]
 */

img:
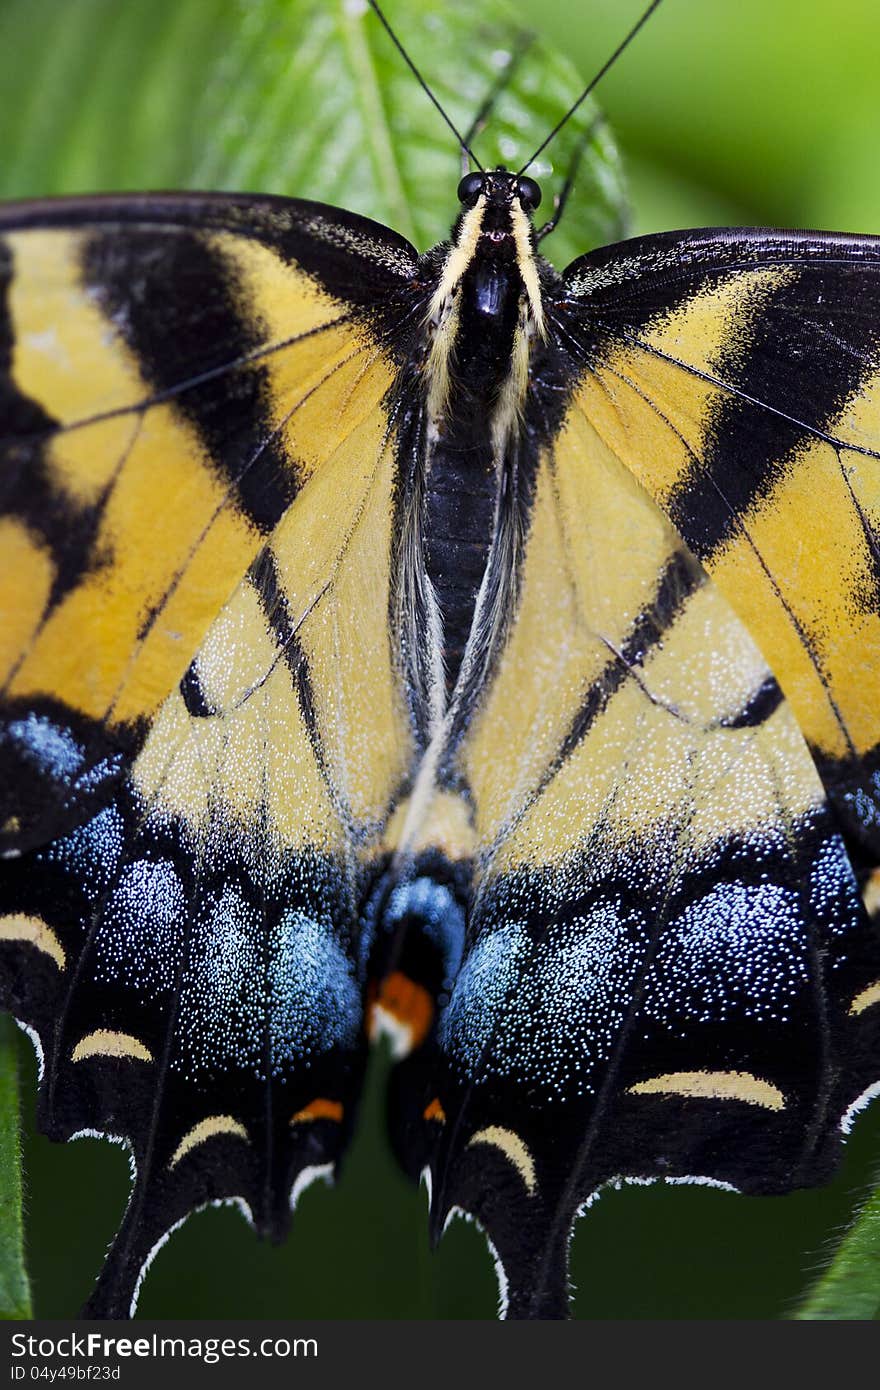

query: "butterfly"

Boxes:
[1, 0, 880, 1321]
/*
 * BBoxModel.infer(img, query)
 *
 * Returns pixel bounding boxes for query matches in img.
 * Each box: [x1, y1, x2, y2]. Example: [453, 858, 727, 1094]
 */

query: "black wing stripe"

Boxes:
[663, 269, 880, 558]
[608, 327, 880, 463]
[80, 228, 298, 533]
[0, 240, 57, 438]
[555, 546, 704, 758]
[597, 354, 856, 750]
[0, 316, 356, 447]
[248, 547, 324, 768]
[479, 547, 704, 869]
[0, 191, 419, 313]
[563, 227, 880, 308]
[720, 674, 785, 729]
[103, 333, 386, 728]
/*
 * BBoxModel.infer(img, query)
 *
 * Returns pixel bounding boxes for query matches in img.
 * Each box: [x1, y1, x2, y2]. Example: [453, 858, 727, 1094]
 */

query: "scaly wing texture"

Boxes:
[0, 193, 416, 852]
[0, 195, 422, 1314]
[384, 342, 880, 1318]
[559, 229, 880, 864]
[4, 207, 880, 1321]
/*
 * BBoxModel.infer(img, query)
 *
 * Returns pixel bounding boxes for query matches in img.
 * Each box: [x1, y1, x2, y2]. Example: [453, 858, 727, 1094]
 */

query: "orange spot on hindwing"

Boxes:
[291, 1098, 344, 1124]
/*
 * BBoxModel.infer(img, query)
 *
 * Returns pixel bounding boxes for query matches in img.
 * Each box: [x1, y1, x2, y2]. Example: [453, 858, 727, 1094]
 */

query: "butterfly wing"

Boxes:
[0, 194, 422, 1314]
[0, 193, 415, 852]
[557, 229, 880, 864]
[5, 201, 880, 1320]
[382, 240, 880, 1317]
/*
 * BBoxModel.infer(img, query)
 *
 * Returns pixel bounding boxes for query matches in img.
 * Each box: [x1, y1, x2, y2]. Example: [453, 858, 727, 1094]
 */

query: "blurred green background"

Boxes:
[543, 0, 880, 239]
[4, 0, 880, 1318]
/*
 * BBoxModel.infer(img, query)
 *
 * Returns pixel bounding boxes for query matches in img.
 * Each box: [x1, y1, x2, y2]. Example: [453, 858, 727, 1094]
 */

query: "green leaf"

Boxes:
[0, 1018, 30, 1319]
[792, 1177, 880, 1320]
[0, 0, 627, 265]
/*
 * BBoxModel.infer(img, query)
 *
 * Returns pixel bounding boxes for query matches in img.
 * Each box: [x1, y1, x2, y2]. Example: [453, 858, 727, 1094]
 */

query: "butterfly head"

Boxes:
[427, 167, 546, 351]
[449, 167, 543, 270]
[456, 169, 542, 219]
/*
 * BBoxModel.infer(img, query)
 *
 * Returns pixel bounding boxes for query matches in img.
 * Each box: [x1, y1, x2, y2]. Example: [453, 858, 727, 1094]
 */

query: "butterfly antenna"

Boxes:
[367, 0, 484, 171]
[518, 0, 664, 175]
[461, 30, 535, 149]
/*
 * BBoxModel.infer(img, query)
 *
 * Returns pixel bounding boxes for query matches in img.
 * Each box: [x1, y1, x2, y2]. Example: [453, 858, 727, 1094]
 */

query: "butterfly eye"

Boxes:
[457, 172, 485, 206]
[516, 177, 542, 212]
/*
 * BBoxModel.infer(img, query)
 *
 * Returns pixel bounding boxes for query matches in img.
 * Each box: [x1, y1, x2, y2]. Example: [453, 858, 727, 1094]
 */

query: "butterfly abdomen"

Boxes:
[423, 432, 498, 694]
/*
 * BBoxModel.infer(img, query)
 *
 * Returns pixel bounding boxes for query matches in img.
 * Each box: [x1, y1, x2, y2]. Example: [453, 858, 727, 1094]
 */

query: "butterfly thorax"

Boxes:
[423, 170, 545, 431]
[416, 171, 548, 707]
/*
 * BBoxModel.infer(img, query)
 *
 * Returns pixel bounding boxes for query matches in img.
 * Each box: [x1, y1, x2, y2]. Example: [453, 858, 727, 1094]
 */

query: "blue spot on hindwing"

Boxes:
[8, 715, 84, 778]
[170, 863, 362, 1081]
[41, 804, 125, 898]
[644, 881, 808, 1027]
[95, 857, 185, 993]
[440, 895, 647, 1097]
[269, 908, 361, 1067]
[379, 875, 466, 989]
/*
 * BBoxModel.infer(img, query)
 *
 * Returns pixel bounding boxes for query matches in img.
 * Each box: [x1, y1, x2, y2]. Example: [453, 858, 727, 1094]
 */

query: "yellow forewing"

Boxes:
[576, 275, 880, 777]
[1, 225, 397, 732]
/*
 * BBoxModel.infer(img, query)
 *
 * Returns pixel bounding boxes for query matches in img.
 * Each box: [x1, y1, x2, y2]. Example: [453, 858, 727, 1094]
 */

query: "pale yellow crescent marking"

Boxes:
[628, 1070, 785, 1111]
[849, 981, 880, 1017]
[71, 1030, 153, 1064]
[169, 1115, 250, 1169]
[862, 869, 880, 919]
[0, 914, 65, 970]
[468, 1125, 537, 1194]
